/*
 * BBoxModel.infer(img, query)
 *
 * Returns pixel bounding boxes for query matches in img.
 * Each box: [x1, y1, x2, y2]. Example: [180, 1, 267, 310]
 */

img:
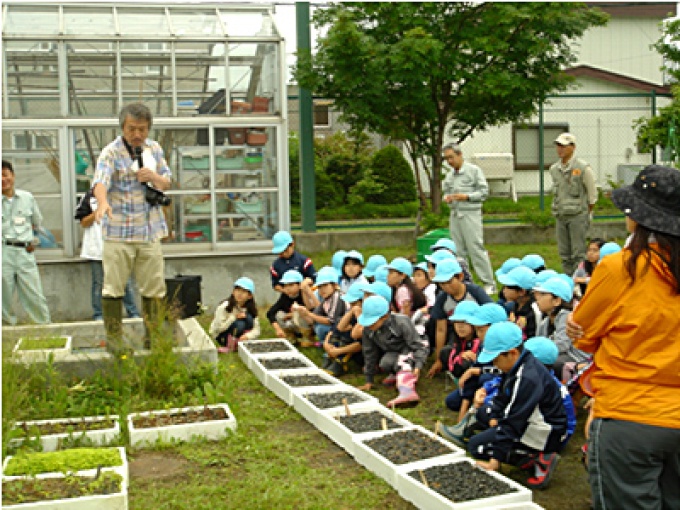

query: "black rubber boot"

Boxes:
[102, 297, 124, 357]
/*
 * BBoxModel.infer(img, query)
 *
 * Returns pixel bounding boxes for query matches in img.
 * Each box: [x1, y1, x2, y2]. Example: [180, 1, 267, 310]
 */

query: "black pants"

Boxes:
[216, 316, 253, 346]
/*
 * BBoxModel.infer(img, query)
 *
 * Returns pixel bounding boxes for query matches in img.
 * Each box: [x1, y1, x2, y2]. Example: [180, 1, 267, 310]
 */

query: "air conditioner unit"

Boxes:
[617, 164, 643, 186]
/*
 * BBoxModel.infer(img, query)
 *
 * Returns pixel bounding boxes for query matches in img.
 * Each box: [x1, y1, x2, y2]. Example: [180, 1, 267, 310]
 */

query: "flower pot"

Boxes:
[396, 457, 532, 510]
[127, 404, 236, 447]
[12, 336, 72, 363]
[9, 415, 120, 452]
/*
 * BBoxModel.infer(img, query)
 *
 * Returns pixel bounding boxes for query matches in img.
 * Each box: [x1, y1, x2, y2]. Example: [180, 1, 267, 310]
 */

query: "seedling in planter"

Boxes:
[16, 337, 69, 350]
[2, 471, 123, 505]
[4, 447, 123, 476]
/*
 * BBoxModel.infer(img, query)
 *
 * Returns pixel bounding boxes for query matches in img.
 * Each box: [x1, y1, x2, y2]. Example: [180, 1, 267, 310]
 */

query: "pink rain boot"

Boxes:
[387, 371, 420, 408]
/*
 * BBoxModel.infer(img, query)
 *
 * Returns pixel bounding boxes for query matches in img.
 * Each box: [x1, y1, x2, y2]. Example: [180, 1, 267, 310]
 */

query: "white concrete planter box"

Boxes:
[352, 426, 466, 490]
[2, 447, 129, 490]
[127, 404, 236, 447]
[266, 368, 342, 406]
[495, 504, 545, 510]
[396, 457, 532, 510]
[292, 386, 379, 428]
[250, 352, 316, 386]
[238, 338, 296, 369]
[317, 404, 414, 457]
[9, 415, 120, 452]
[12, 336, 72, 363]
[1, 478, 128, 510]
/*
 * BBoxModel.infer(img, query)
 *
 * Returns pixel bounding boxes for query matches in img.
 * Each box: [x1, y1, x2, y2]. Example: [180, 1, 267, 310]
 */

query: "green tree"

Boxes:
[295, 2, 608, 212]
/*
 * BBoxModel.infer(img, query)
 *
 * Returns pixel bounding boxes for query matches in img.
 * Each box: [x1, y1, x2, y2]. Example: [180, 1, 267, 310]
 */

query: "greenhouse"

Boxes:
[2, 1, 289, 258]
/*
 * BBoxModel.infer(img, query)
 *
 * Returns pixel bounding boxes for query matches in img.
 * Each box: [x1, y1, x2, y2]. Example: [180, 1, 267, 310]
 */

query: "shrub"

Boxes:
[350, 145, 416, 205]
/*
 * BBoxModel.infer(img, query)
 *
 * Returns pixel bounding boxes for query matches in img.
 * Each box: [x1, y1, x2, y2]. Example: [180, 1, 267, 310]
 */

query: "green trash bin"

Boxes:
[416, 228, 450, 263]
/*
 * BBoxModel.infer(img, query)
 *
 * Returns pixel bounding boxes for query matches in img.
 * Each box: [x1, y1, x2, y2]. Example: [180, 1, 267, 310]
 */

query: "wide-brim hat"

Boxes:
[611, 165, 680, 237]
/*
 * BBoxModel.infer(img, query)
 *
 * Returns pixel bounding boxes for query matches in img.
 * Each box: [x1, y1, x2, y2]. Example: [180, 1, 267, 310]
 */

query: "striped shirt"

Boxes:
[93, 136, 171, 242]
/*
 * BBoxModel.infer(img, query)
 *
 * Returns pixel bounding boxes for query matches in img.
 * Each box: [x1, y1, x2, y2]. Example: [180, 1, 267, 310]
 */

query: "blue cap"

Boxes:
[524, 336, 559, 365]
[361, 281, 393, 303]
[271, 231, 294, 254]
[449, 301, 480, 323]
[521, 254, 546, 271]
[467, 303, 508, 326]
[342, 282, 365, 303]
[535, 269, 558, 285]
[599, 242, 621, 261]
[387, 257, 413, 277]
[431, 238, 457, 254]
[533, 276, 573, 302]
[279, 270, 303, 285]
[555, 273, 575, 292]
[495, 257, 522, 278]
[364, 254, 387, 278]
[478, 322, 524, 363]
[315, 266, 339, 286]
[344, 250, 364, 266]
[373, 264, 389, 284]
[358, 295, 389, 327]
[425, 250, 455, 265]
[233, 277, 255, 294]
[432, 258, 463, 282]
[498, 266, 536, 290]
[413, 262, 429, 274]
[331, 250, 348, 273]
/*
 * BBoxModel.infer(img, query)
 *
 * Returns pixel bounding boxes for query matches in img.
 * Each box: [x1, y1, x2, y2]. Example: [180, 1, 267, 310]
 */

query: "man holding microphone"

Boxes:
[93, 102, 172, 354]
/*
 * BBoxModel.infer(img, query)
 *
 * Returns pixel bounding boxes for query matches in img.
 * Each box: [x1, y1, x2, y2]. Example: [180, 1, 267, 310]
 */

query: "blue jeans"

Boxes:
[91, 260, 139, 320]
[314, 324, 332, 343]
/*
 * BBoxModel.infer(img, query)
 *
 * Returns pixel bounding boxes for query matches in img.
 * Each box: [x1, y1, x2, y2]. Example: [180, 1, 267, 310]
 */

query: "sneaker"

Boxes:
[321, 354, 333, 370]
[324, 359, 347, 377]
[438, 423, 467, 448]
[527, 453, 560, 490]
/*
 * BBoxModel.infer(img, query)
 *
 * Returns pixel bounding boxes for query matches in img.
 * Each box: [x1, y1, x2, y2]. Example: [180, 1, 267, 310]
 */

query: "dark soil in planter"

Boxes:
[305, 391, 367, 409]
[16, 418, 116, 437]
[408, 461, 518, 502]
[244, 341, 293, 354]
[2, 471, 122, 505]
[281, 374, 334, 387]
[338, 411, 405, 433]
[132, 406, 229, 428]
[363, 429, 454, 464]
[260, 357, 309, 370]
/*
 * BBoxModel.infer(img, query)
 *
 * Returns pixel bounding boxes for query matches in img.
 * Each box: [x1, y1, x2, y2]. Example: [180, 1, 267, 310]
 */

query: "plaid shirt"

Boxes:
[93, 136, 171, 242]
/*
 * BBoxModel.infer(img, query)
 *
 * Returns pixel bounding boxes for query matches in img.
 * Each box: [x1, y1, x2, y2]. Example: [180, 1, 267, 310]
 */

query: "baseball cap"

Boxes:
[331, 250, 348, 273]
[599, 242, 621, 261]
[315, 266, 339, 286]
[521, 254, 546, 271]
[554, 132, 576, 146]
[342, 282, 365, 304]
[233, 277, 255, 294]
[535, 269, 558, 285]
[524, 336, 559, 366]
[279, 270, 303, 285]
[271, 231, 294, 254]
[533, 276, 573, 302]
[425, 250, 455, 265]
[344, 250, 364, 266]
[373, 264, 389, 284]
[361, 281, 393, 303]
[432, 258, 463, 282]
[358, 295, 389, 327]
[498, 266, 536, 290]
[495, 257, 522, 278]
[477, 322, 524, 363]
[413, 262, 429, 274]
[364, 254, 387, 278]
[431, 238, 457, 254]
[449, 301, 480, 323]
[611, 165, 680, 237]
[387, 257, 413, 277]
[467, 303, 508, 326]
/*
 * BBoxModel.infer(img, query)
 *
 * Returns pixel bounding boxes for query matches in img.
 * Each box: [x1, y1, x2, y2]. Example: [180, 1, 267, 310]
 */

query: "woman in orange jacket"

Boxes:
[567, 165, 680, 510]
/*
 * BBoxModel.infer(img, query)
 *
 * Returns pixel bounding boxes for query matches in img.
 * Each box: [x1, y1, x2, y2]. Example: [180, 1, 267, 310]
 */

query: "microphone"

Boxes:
[133, 146, 144, 170]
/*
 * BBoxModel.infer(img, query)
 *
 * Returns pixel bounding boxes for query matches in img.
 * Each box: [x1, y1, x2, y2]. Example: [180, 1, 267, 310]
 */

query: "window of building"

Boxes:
[12, 131, 56, 150]
[513, 124, 569, 170]
[314, 102, 330, 127]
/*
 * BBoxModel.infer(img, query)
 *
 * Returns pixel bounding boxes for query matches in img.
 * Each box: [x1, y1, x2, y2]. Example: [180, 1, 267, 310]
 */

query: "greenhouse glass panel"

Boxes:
[120, 41, 174, 115]
[117, 8, 171, 37]
[169, 9, 223, 37]
[4, 4, 59, 35]
[67, 41, 119, 117]
[220, 11, 276, 37]
[173, 41, 225, 111]
[63, 6, 115, 35]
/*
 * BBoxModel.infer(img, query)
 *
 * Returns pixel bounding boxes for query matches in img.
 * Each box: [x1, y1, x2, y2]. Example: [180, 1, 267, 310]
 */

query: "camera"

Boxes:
[145, 184, 172, 207]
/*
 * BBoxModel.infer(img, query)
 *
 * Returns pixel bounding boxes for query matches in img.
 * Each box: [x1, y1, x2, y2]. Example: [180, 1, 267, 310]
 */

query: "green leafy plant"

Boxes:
[16, 337, 69, 350]
[518, 209, 556, 227]
[4, 447, 122, 476]
[2, 471, 123, 505]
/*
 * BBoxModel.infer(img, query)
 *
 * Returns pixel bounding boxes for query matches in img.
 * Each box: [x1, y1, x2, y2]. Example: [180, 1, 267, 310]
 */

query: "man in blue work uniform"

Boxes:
[2, 160, 51, 325]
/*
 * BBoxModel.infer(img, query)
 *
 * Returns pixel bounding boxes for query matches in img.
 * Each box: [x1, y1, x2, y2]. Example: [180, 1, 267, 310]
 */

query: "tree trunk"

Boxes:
[430, 151, 443, 214]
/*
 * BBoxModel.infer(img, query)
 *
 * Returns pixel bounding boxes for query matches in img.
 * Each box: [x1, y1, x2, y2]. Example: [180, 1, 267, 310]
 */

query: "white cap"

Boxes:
[554, 132, 576, 146]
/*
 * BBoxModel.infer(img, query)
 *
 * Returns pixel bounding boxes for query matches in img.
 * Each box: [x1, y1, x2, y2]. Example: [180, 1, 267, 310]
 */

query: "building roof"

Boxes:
[587, 2, 676, 18]
[565, 65, 671, 93]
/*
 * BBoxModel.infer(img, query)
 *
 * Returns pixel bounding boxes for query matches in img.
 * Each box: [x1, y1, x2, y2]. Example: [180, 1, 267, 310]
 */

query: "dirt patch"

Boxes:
[129, 451, 190, 480]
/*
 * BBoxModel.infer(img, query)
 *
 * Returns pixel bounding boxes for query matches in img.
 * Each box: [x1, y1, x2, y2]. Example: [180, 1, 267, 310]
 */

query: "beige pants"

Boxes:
[102, 240, 166, 299]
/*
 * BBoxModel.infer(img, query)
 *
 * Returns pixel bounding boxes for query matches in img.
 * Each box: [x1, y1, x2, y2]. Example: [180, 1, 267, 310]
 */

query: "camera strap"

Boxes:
[122, 137, 142, 169]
